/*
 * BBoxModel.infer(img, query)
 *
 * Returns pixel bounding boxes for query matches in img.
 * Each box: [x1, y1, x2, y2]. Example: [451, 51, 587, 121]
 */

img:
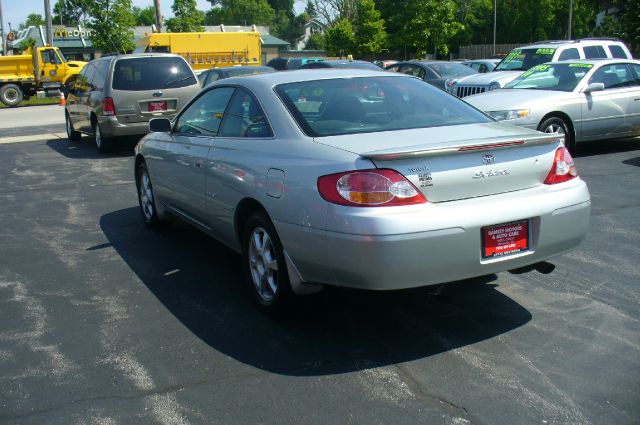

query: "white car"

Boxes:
[450, 39, 633, 97]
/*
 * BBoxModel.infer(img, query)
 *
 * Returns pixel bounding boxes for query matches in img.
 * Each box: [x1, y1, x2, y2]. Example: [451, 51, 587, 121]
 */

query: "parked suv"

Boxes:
[450, 38, 633, 97]
[65, 53, 200, 153]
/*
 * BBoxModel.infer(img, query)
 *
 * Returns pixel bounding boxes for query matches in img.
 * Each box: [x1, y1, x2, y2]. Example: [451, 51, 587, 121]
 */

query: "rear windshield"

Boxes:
[275, 76, 491, 137]
[495, 48, 556, 71]
[428, 62, 476, 77]
[112, 57, 196, 91]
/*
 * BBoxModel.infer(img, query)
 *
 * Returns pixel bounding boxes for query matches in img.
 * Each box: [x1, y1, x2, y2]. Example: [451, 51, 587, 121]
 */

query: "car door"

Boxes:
[75, 62, 96, 132]
[66, 64, 89, 127]
[628, 63, 640, 135]
[204, 87, 275, 246]
[161, 86, 236, 224]
[580, 63, 639, 139]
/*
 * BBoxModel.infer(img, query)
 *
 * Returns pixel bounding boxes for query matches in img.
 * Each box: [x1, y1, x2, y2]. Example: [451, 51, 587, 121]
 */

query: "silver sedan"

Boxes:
[465, 59, 640, 152]
[134, 69, 590, 312]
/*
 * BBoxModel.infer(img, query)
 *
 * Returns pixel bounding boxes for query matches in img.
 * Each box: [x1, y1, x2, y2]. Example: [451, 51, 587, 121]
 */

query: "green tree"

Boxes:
[324, 18, 355, 56]
[353, 0, 386, 57]
[206, 0, 276, 26]
[132, 6, 157, 26]
[166, 0, 205, 32]
[18, 13, 45, 29]
[305, 0, 318, 18]
[618, 0, 640, 55]
[305, 32, 325, 49]
[88, 0, 136, 54]
[52, 0, 91, 26]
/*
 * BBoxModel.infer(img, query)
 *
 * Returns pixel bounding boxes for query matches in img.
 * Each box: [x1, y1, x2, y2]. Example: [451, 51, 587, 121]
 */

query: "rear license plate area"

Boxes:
[149, 101, 167, 112]
[482, 219, 529, 259]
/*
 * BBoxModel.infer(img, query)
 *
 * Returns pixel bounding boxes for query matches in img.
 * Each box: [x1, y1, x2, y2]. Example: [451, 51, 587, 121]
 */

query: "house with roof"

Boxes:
[295, 18, 327, 50]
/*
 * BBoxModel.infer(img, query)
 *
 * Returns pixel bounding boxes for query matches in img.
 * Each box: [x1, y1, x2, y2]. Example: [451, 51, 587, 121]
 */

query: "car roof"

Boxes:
[214, 68, 404, 88]
[516, 38, 627, 49]
[545, 58, 640, 66]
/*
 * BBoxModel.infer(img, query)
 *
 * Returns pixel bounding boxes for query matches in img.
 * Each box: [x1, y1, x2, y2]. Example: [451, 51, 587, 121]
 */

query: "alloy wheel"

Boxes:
[139, 172, 155, 222]
[248, 227, 279, 302]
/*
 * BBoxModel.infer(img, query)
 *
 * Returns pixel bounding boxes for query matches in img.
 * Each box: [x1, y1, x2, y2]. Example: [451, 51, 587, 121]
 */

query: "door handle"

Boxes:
[634, 98, 640, 101]
[182, 144, 191, 150]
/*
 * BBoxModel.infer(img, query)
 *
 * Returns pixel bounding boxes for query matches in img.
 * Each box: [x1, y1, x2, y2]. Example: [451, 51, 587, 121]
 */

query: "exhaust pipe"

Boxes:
[509, 261, 555, 275]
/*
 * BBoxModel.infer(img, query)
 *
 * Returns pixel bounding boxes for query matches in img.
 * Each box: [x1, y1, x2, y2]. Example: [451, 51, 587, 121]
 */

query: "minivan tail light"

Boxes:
[544, 147, 578, 185]
[103, 97, 115, 116]
[317, 169, 427, 207]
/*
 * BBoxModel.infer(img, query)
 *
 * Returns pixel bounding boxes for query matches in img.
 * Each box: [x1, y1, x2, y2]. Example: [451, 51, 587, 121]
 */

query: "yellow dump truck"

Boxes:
[134, 30, 262, 71]
[0, 46, 86, 106]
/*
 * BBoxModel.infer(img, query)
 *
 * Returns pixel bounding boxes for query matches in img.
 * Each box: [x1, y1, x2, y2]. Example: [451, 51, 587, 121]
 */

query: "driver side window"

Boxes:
[218, 88, 273, 138]
[175, 87, 235, 136]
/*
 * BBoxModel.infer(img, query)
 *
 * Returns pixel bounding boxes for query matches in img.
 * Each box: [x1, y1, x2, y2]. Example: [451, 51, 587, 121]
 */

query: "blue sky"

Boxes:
[2, 0, 305, 32]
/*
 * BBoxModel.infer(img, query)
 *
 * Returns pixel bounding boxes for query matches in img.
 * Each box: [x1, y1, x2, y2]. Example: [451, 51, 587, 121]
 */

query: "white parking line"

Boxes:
[0, 133, 67, 144]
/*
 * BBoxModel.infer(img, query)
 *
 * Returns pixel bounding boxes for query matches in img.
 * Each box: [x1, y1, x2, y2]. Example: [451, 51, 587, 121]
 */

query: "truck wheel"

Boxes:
[0, 84, 24, 107]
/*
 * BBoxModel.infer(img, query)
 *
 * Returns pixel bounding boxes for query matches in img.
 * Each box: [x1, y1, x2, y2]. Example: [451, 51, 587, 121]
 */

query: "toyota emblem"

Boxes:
[481, 154, 495, 165]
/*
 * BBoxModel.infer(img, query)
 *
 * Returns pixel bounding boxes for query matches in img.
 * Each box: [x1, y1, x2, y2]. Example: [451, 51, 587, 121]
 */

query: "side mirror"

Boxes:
[149, 118, 172, 133]
[583, 82, 605, 93]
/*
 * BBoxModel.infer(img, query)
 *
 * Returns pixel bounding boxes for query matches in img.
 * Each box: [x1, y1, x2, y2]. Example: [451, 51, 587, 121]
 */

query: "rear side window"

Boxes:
[608, 45, 628, 59]
[557, 48, 579, 61]
[112, 57, 196, 91]
[583, 46, 607, 59]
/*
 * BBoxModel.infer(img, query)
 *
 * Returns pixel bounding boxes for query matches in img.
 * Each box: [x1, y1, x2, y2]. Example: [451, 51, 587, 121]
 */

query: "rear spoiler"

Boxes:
[360, 134, 562, 160]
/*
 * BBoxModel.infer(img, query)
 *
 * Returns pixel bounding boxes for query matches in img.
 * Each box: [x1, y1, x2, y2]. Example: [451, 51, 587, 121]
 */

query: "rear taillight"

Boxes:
[544, 147, 578, 185]
[103, 97, 115, 116]
[317, 169, 427, 207]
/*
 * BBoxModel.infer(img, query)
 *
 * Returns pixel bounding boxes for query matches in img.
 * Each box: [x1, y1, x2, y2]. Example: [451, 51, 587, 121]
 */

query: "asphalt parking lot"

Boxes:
[0, 108, 639, 424]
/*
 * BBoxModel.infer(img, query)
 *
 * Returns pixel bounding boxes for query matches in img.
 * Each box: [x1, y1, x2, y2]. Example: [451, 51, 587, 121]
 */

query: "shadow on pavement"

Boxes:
[100, 207, 531, 376]
[622, 157, 640, 167]
[46, 137, 137, 159]
[574, 137, 640, 158]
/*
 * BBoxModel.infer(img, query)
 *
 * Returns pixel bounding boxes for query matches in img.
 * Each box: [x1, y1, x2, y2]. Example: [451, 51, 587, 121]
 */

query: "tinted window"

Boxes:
[219, 89, 273, 138]
[558, 48, 579, 61]
[197, 71, 209, 85]
[275, 76, 491, 137]
[83, 63, 96, 90]
[609, 45, 627, 59]
[630, 64, 640, 82]
[589, 64, 636, 89]
[92, 60, 110, 91]
[427, 63, 476, 78]
[583, 46, 607, 59]
[399, 64, 425, 78]
[495, 48, 556, 71]
[175, 87, 235, 135]
[112, 57, 196, 91]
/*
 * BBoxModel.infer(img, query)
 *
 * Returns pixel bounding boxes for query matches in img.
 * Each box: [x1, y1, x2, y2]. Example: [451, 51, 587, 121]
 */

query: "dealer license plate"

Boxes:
[482, 219, 529, 259]
[149, 101, 167, 112]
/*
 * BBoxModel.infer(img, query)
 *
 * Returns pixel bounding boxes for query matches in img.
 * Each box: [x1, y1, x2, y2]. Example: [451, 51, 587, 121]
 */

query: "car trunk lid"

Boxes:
[314, 123, 562, 203]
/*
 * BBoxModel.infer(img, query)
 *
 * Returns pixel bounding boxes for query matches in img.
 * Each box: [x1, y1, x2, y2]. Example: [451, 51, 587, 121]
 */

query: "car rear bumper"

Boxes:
[277, 179, 590, 290]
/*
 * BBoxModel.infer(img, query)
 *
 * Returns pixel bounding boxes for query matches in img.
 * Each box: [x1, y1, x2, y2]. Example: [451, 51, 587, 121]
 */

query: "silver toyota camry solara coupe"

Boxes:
[134, 69, 591, 312]
[465, 59, 640, 152]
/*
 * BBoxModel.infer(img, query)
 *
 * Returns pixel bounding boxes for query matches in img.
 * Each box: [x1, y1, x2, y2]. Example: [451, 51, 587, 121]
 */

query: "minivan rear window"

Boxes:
[112, 57, 196, 91]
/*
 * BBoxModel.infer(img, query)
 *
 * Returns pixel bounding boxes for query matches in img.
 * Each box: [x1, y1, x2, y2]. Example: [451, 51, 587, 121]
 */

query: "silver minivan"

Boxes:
[65, 53, 200, 153]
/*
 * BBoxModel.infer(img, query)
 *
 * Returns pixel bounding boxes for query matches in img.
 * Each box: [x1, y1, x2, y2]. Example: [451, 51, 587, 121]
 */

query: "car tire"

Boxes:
[137, 162, 163, 229]
[0, 84, 24, 107]
[93, 119, 111, 153]
[65, 112, 81, 141]
[538, 116, 575, 153]
[242, 212, 294, 314]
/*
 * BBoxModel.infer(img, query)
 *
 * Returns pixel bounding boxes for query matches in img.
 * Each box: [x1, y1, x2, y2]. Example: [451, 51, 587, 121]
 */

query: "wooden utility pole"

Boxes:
[44, 0, 53, 45]
[154, 0, 163, 32]
[568, 0, 573, 39]
[0, 0, 5, 55]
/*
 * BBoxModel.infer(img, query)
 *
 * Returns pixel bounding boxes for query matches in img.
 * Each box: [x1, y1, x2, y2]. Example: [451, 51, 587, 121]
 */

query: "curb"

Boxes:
[0, 133, 68, 145]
